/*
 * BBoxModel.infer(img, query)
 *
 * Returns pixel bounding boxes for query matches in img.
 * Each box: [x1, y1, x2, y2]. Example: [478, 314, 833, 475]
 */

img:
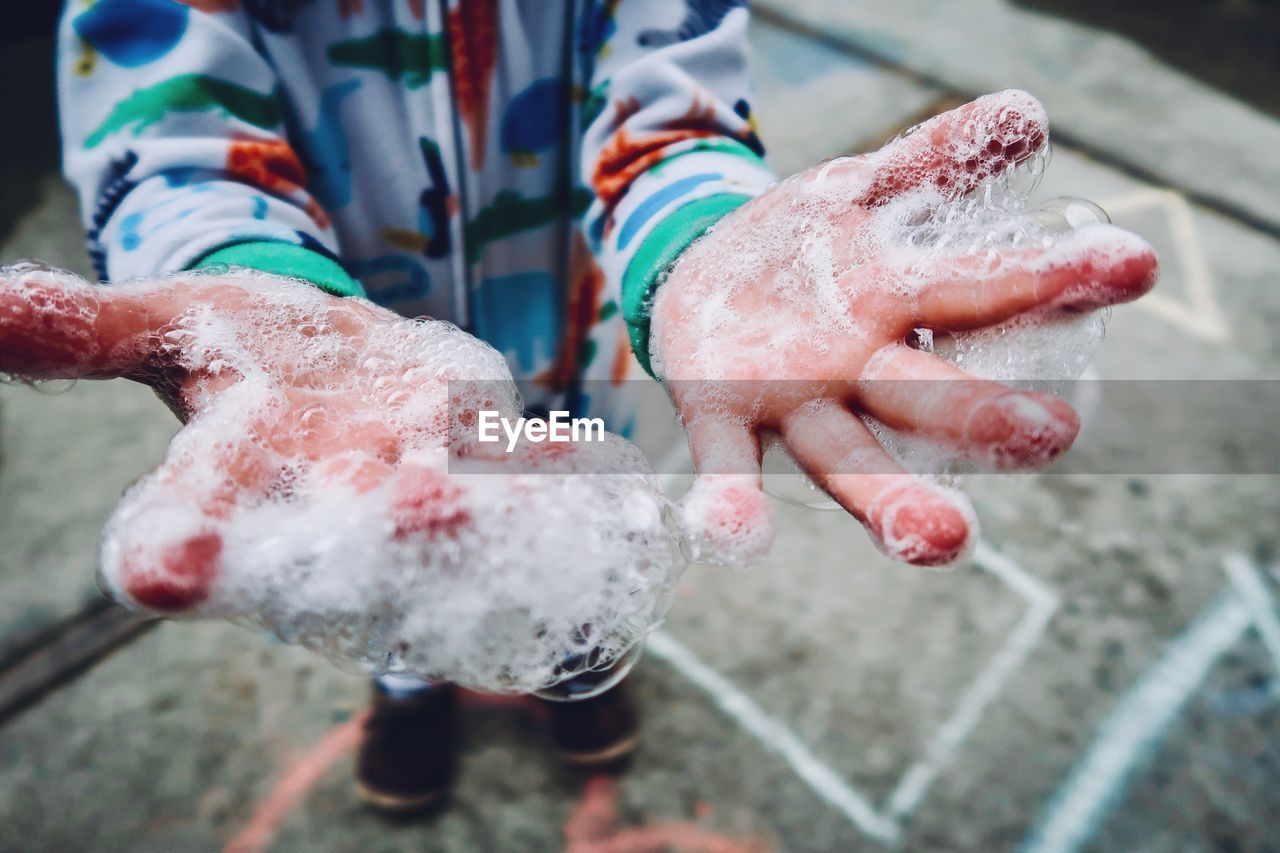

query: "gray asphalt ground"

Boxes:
[3, 3, 1280, 851]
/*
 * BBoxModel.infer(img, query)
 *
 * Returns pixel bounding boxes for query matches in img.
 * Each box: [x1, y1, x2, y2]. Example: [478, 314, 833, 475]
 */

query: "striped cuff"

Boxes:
[620, 193, 753, 378]
[192, 241, 365, 298]
[601, 139, 775, 379]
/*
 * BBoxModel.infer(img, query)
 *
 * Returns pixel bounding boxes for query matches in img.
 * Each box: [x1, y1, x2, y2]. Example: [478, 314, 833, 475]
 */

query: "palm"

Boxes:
[2, 267, 685, 689]
[0, 268, 533, 611]
[653, 91, 1158, 568]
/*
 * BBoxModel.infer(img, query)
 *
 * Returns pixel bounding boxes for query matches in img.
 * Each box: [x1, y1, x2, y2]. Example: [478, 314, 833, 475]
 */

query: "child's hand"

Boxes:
[0, 266, 679, 690]
[0, 266, 511, 609]
[652, 91, 1158, 568]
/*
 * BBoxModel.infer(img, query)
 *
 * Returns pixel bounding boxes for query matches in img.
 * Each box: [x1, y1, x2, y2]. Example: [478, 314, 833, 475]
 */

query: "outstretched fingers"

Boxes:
[857, 89, 1048, 207]
[0, 266, 151, 380]
[101, 465, 231, 614]
[99, 427, 276, 614]
[779, 400, 977, 567]
[0, 266, 241, 381]
[0, 265, 351, 384]
[678, 414, 773, 568]
[910, 225, 1158, 329]
[858, 345, 1079, 470]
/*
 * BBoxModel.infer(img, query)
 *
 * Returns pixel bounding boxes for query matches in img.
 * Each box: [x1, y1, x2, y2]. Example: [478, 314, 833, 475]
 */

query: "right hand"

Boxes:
[0, 264, 529, 612]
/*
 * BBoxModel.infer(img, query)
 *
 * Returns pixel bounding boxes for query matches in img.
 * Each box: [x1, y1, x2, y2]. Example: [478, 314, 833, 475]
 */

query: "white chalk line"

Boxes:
[652, 440, 901, 841]
[1221, 553, 1280, 673]
[651, 449, 1063, 844]
[646, 629, 902, 844]
[1020, 555, 1277, 853]
[972, 539, 1059, 610]
[656, 440, 692, 492]
[886, 542, 1060, 820]
[1098, 187, 1229, 344]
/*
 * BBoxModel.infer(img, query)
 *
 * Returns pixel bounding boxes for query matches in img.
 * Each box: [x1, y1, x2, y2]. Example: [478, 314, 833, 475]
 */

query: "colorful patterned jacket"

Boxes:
[58, 0, 775, 428]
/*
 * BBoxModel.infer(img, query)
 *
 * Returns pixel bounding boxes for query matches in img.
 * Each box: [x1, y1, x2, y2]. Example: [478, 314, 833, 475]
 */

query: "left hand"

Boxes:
[651, 91, 1158, 568]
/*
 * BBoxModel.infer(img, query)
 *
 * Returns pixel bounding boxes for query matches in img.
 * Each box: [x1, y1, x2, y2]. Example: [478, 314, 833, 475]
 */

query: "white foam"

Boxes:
[649, 91, 1142, 560]
[3, 267, 685, 694]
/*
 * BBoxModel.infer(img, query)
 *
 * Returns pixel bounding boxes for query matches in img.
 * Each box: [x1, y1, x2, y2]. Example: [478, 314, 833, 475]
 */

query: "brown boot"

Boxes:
[355, 681, 457, 813]
[542, 676, 639, 768]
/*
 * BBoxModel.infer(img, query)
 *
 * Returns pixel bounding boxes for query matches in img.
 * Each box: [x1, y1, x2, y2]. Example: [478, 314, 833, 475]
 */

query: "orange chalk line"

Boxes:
[223, 711, 369, 853]
[223, 688, 550, 852]
[565, 775, 769, 853]
[586, 824, 767, 853]
[564, 776, 621, 845]
[223, 692, 759, 853]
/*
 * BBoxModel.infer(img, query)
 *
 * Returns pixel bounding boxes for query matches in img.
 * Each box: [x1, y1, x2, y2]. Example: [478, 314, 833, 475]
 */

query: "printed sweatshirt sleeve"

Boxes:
[579, 0, 776, 378]
[57, 0, 361, 296]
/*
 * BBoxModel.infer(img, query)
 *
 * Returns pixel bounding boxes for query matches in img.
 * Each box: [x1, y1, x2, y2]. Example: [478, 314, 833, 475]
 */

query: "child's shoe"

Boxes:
[543, 680, 639, 768]
[355, 681, 457, 812]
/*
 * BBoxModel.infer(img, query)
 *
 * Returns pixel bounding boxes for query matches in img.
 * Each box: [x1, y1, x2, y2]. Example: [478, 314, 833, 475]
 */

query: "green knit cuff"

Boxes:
[193, 241, 365, 298]
[621, 193, 753, 379]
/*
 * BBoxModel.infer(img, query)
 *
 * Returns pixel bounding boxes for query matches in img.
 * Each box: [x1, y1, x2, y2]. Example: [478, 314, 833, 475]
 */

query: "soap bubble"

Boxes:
[1035, 196, 1110, 234]
[27, 378, 78, 395]
[531, 640, 646, 702]
[866, 191, 1115, 480]
[761, 435, 841, 511]
[924, 196, 1114, 388]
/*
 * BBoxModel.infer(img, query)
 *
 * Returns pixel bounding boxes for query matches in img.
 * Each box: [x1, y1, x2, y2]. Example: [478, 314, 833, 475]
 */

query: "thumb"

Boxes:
[0, 263, 158, 380]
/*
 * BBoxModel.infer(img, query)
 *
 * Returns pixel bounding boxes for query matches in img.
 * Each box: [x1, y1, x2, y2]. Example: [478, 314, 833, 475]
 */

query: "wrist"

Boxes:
[191, 241, 365, 298]
[621, 193, 753, 380]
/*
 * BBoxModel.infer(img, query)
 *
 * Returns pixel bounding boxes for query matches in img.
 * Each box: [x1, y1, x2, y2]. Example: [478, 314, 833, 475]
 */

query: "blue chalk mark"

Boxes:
[1020, 588, 1253, 853]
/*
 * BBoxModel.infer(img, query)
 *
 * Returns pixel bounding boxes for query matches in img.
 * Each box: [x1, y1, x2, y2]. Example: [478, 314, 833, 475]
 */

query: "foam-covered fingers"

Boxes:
[98, 427, 282, 614]
[0, 265, 147, 379]
[913, 225, 1158, 329]
[388, 461, 473, 541]
[859, 345, 1078, 469]
[0, 266, 367, 383]
[0, 267, 264, 380]
[100, 469, 227, 614]
[780, 400, 977, 566]
[311, 452, 395, 494]
[858, 89, 1048, 207]
[678, 415, 772, 568]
